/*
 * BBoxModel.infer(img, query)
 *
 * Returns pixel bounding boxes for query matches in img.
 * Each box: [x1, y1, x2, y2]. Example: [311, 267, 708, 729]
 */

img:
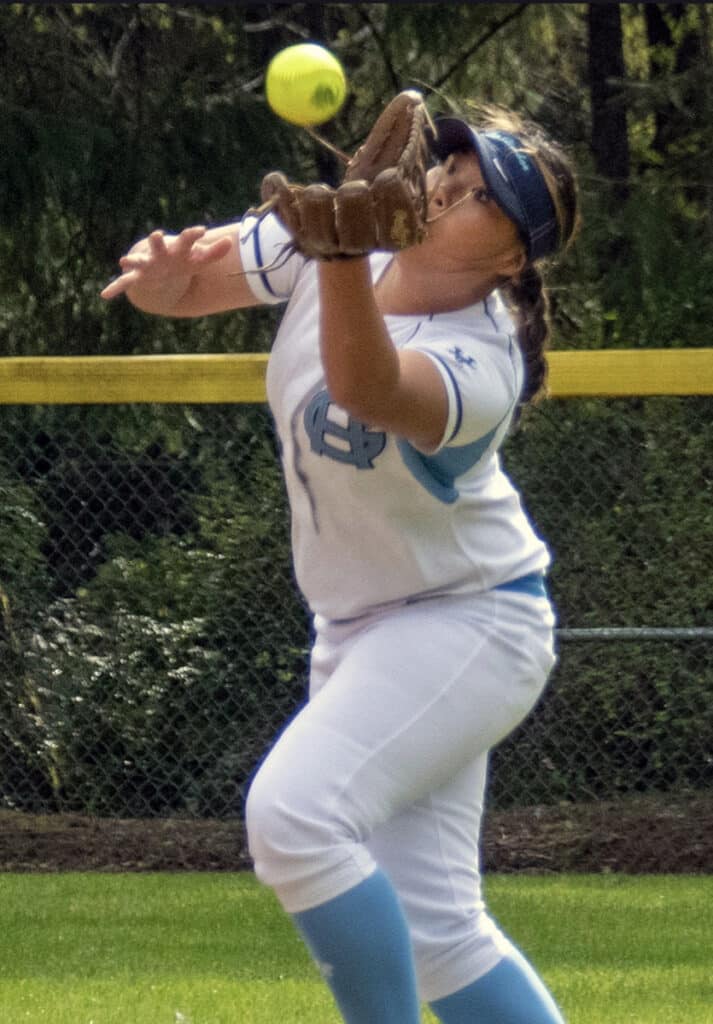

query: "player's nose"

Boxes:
[426, 165, 449, 214]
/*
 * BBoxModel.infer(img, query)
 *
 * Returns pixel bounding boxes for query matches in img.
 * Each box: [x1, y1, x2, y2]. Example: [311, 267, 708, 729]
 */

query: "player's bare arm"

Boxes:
[317, 257, 449, 453]
[100, 223, 263, 316]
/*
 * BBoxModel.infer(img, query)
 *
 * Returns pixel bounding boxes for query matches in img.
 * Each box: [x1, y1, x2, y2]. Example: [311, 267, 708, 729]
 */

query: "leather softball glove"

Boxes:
[250, 90, 432, 259]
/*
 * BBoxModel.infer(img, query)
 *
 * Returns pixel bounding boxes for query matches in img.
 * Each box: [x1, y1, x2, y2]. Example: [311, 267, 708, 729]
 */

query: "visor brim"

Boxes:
[429, 116, 560, 261]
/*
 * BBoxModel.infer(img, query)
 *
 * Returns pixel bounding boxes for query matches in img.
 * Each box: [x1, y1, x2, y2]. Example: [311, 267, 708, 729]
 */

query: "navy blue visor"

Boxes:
[429, 117, 559, 262]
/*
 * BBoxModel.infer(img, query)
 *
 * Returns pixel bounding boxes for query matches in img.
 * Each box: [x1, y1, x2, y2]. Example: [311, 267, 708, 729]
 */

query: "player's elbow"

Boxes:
[322, 342, 400, 424]
[326, 372, 394, 427]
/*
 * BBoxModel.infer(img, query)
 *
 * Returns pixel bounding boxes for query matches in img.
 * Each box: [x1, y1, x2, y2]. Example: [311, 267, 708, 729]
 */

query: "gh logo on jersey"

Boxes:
[304, 390, 386, 469]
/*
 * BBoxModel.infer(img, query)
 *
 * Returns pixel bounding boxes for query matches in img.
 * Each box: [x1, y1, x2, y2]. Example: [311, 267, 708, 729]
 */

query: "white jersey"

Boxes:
[239, 212, 550, 621]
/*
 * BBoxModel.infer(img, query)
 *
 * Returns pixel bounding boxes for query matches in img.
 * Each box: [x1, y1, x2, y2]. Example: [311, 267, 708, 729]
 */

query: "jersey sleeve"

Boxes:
[407, 325, 523, 452]
[238, 211, 306, 305]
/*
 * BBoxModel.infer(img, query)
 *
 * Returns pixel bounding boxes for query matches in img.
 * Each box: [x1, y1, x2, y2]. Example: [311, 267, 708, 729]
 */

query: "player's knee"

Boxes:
[245, 761, 322, 881]
[246, 758, 368, 907]
[245, 766, 291, 865]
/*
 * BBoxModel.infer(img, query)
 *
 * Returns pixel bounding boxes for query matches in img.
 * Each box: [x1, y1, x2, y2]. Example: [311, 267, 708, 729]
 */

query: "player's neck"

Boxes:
[374, 254, 498, 316]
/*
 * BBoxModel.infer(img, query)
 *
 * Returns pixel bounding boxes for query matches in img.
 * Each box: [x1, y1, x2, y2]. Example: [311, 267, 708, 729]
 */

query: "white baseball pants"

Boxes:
[246, 587, 556, 1002]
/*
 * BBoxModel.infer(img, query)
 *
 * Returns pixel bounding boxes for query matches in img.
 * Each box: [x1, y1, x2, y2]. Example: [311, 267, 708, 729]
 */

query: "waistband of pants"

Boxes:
[494, 571, 548, 600]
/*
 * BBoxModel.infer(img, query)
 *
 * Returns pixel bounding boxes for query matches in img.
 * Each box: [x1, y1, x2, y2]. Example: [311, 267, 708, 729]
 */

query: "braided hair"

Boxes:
[466, 104, 580, 412]
[501, 264, 550, 408]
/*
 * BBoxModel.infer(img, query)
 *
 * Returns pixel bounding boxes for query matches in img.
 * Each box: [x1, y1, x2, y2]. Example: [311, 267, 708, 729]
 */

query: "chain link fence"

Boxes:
[1, 391, 712, 871]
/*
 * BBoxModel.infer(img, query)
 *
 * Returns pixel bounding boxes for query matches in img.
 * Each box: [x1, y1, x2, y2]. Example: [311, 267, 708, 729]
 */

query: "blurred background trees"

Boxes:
[1, 2, 711, 357]
[1, 4, 712, 817]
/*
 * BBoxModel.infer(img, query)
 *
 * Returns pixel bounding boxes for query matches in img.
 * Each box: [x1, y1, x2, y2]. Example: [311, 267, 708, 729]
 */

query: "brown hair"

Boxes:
[465, 104, 580, 410]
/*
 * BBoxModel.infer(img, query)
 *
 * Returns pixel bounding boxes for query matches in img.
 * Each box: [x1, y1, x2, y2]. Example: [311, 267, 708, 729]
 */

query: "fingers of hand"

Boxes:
[100, 269, 138, 300]
[175, 226, 206, 255]
[118, 252, 150, 271]
[148, 230, 169, 259]
[101, 227, 231, 301]
[190, 235, 233, 265]
[113, 228, 200, 281]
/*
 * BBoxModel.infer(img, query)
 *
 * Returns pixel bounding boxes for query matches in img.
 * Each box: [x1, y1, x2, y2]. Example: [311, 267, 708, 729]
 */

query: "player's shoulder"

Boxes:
[442, 289, 515, 341]
[408, 290, 523, 441]
[416, 290, 518, 368]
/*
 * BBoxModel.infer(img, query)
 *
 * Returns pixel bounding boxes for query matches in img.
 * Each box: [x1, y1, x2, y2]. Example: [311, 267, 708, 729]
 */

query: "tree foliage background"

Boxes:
[1, 3, 712, 819]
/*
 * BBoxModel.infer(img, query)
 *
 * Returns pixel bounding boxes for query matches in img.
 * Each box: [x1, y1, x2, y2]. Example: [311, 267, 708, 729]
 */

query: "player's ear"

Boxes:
[497, 245, 527, 279]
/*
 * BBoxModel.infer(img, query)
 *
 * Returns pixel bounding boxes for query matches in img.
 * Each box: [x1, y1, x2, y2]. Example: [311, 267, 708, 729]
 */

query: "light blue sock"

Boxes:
[292, 870, 421, 1024]
[430, 951, 566, 1024]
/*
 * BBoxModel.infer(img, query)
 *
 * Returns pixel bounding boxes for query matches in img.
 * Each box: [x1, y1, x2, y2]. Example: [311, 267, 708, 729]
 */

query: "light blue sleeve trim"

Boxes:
[396, 424, 499, 504]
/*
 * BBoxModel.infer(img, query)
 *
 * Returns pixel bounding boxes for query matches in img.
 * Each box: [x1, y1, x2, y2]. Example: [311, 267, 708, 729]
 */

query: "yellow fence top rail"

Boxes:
[1, 349, 712, 404]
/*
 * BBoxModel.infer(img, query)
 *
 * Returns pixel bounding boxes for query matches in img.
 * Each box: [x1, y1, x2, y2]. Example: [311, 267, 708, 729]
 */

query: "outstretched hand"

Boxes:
[100, 226, 234, 302]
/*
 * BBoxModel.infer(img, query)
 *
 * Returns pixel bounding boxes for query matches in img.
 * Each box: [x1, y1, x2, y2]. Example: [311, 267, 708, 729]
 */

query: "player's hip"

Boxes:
[310, 577, 556, 704]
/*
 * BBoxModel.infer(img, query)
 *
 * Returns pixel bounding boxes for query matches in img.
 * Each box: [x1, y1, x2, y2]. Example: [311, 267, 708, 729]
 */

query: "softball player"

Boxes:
[102, 106, 578, 1024]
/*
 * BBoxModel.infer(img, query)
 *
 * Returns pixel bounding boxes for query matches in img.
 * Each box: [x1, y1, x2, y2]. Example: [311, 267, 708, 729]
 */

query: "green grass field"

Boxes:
[0, 872, 711, 1023]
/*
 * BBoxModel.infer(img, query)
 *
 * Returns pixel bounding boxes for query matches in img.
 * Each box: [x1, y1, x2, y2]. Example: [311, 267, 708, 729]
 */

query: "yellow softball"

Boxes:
[265, 43, 347, 127]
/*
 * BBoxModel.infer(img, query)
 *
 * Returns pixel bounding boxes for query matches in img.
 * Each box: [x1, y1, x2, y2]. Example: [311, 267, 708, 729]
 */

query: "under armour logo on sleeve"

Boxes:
[449, 346, 477, 369]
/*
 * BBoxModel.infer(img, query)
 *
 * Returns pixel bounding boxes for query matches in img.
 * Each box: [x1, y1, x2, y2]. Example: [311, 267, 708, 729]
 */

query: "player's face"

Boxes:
[424, 151, 524, 273]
